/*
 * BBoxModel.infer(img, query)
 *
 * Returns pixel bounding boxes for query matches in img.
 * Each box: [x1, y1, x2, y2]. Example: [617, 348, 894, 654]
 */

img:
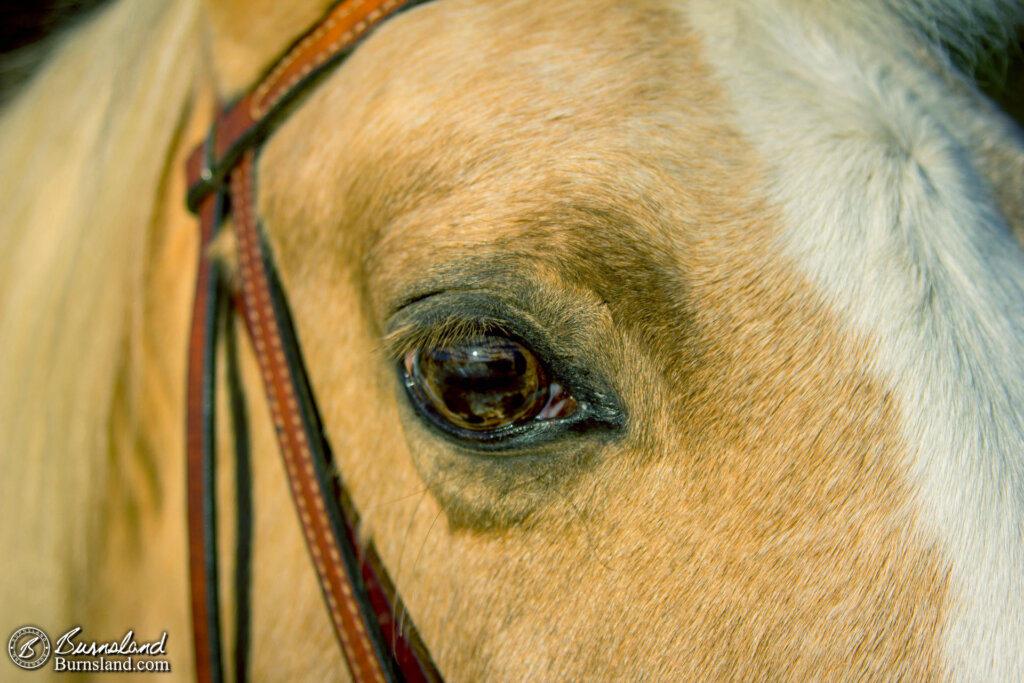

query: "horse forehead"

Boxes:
[264, 0, 691, 132]
[256, 0, 740, 299]
[260, 0, 705, 167]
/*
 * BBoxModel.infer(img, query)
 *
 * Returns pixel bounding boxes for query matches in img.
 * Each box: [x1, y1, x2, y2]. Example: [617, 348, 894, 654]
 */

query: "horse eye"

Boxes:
[403, 335, 578, 435]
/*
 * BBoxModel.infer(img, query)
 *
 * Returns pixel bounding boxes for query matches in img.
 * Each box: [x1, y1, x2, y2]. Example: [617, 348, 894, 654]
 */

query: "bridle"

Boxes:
[184, 1, 440, 681]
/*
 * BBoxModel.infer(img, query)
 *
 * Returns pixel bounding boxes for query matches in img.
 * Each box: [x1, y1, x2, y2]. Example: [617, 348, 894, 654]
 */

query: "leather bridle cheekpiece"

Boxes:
[185, 1, 440, 681]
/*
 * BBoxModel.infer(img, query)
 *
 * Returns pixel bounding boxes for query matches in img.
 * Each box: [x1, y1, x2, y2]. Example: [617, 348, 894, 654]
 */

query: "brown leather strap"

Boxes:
[187, 0, 421, 213]
[231, 152, 389, 682]
[185, 1, 441, 681]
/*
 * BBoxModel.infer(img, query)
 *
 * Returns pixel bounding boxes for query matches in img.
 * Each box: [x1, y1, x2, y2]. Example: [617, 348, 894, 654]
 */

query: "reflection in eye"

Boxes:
[403, 335, 578, 433]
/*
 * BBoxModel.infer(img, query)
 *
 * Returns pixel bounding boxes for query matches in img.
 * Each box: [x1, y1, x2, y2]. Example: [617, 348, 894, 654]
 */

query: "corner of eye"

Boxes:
[379, 323, 419, 360]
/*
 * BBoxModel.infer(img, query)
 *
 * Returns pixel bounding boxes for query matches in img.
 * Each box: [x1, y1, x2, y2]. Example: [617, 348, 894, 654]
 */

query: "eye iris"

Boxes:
[407, 336, 551, 431]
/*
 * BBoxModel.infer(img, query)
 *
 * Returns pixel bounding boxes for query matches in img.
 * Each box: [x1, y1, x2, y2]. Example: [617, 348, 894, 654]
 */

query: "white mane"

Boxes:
[0, 0, 200, 628]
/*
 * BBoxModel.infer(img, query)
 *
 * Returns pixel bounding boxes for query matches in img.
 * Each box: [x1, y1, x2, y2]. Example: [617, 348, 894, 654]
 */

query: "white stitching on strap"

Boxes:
[251, 0, 405, 119]
[231, 157, 385, 683]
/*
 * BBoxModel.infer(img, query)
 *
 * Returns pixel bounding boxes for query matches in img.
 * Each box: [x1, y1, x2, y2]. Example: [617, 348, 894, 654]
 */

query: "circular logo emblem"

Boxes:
[8, 626, 51, 670]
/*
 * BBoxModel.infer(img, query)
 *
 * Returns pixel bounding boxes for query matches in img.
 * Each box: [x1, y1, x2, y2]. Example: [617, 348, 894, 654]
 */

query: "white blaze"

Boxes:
[688, 1, 1024, 678]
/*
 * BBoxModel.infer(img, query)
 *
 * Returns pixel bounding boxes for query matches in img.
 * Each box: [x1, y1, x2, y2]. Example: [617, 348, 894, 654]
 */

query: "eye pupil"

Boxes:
[405, 335, 571, 433]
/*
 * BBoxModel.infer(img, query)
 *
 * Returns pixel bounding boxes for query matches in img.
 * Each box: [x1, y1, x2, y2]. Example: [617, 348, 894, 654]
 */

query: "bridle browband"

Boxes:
[184, 2, 440, 681]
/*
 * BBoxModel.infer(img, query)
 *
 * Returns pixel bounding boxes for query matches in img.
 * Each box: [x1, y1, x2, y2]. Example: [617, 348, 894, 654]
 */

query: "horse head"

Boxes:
[1, 0, 1022, 678]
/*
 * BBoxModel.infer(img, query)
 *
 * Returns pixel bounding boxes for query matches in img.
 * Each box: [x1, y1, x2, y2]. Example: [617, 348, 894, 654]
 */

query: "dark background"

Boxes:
[1, 0, 107, 52]
[0, 0, 109, 102]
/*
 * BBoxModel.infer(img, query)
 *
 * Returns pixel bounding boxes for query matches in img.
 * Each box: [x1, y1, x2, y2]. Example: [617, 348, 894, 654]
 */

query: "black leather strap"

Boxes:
[225, 309, 253, 682]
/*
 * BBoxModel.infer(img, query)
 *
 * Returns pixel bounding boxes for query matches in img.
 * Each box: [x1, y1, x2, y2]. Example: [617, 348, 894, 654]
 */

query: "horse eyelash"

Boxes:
[380, 317, 513, 362]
